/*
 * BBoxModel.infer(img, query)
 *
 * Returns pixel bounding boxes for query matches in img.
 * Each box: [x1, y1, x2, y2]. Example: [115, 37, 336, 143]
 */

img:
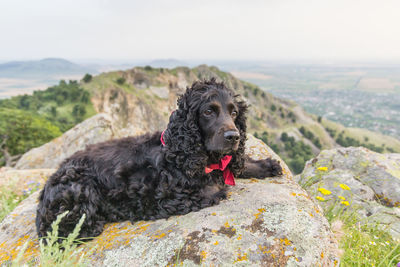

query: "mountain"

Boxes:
[0, 58, 97, 78]
[10, 65, 400, 173]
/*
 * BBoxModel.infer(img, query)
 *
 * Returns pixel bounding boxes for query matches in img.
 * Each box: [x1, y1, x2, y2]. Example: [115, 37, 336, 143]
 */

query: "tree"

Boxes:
[82, 73, 93, 83]
[318, 116, 322, 123]
[72, 104, 86, 118]
[50, 106, 57, 117]
[0, 108, 62, 166]
[19, 95, 31, 109]
[81, 91, 90, 104]
[290, 156, 305, 174]
[116, 77, 126, 85]
[280, 132, 289, 142]
[299, 126, 306, 135]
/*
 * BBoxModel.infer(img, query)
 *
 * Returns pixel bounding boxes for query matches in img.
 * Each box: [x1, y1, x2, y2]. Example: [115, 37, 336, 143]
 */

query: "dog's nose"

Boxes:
[224, 130, 240, 143]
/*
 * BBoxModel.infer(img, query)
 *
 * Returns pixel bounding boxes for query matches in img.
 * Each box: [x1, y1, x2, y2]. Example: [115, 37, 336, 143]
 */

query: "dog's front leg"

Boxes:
[239, 156, 283, 179]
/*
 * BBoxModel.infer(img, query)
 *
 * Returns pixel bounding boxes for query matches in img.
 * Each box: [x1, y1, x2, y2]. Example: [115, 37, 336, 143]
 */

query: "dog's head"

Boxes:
[164, 78, 247, 178]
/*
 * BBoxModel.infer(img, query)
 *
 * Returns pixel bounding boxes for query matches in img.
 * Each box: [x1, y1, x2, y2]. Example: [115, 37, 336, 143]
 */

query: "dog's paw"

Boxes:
[268, 158, 283, 177]
[257, 158, 283, 177]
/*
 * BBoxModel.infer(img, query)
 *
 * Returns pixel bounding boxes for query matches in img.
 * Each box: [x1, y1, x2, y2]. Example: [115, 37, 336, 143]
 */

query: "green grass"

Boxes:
[0, 184, 39, 222]
[306, 170, 400, 266]
[338, 215, 400, 266]
[11, 211, 95, 266]
[0, 186, 24, 222]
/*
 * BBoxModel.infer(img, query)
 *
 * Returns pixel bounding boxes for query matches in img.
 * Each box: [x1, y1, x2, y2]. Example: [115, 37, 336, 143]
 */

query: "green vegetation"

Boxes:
[116, 77, 126, 85]
[0, 80, 95, 131]
[254, 131, 314, 174]
[326, 127, 386, 153]
[280, 133, 314, 174]
[335, 131, 384, 153]
[0, 181, 41, 222]
[82, 73, 92, 83]
[10, 212, 94, 266]
[299, 126, 322, 148]
[0, 108, 62, 166]
[0, 80, 96, 166]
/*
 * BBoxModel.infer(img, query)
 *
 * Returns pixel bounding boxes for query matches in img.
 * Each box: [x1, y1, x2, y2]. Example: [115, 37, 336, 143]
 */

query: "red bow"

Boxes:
[205, 155, 235, 185]
[160, 131, 235, 186]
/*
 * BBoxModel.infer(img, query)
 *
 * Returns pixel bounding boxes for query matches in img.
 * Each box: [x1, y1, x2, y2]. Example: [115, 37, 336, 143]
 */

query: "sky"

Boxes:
[1, 0, 400, 62]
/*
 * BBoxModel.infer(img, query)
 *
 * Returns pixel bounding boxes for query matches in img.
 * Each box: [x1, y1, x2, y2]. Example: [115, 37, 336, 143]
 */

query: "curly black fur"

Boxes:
[36, 78, 282, 241]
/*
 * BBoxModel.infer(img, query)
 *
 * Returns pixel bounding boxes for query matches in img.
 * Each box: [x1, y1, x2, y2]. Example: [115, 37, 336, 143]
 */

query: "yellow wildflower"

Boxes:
[317, 166, 328, 171]
[341, 201, 350, 206]
[318, 188, 332, 195]
[316, 196, 325, 201]
[338, 196, 346, 200]
[339, 184, 351, 190]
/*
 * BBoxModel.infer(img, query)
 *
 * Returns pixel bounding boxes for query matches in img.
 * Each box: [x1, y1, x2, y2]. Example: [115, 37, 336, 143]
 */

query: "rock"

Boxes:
[0, 135, 339, 266]
[15, 114, 117, 169]
[296, 146, 400, 238]
[0, 168, 55, 196]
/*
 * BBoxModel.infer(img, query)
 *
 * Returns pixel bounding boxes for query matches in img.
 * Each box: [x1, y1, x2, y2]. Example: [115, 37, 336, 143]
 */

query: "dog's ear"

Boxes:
[230, 98, 248, 176]
[163, 89, 208, 179]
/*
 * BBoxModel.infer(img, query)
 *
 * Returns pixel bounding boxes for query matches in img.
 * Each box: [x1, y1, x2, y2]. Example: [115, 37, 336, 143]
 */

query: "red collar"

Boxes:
[160, 130, 235, 186]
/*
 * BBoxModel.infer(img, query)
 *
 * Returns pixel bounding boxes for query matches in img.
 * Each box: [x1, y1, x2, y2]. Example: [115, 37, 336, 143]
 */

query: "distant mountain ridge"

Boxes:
[0, 58, 97, 78]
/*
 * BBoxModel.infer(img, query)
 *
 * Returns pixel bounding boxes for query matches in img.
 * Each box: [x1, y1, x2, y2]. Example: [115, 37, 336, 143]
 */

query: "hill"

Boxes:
[3, 65, 400, 173]
[0, 58, 96, 78]
[79, 65, 400, 173]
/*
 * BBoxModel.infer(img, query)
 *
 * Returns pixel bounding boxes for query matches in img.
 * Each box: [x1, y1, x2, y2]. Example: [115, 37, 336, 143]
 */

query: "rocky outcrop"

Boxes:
[15, 114, 118, 169]
[296, 146, 400, 238]
[0, 135, 339, 266]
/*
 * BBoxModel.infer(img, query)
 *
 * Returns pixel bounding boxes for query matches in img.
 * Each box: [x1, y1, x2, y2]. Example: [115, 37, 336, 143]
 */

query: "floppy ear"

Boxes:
[163, 90, 208, 179]
[229, 98, 248, 176]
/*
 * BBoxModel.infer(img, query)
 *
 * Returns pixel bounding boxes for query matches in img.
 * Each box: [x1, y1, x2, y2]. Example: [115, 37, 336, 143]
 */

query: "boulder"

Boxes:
[14, 107, 168, 170]
[15, 114, 117, 170]
[0, 136, 339, 266]
[296, 146, 400, 238]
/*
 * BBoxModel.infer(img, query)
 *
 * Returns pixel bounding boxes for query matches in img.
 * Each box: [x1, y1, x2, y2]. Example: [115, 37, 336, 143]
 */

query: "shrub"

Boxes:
[82, 74, 92, 83]
[116, 77, 126, 85]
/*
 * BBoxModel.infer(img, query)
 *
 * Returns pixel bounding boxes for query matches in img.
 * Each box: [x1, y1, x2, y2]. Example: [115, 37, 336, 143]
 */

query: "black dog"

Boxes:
[36, 78, 282, 241]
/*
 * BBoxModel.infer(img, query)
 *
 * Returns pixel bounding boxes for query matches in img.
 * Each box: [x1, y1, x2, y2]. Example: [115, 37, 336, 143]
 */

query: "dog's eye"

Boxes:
[204, 109, 213, 116]
[231, 111, 238, 117]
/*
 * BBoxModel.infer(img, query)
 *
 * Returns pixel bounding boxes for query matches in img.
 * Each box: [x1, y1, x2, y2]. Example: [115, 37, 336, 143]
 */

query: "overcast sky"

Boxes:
[1, 0, 400, 62]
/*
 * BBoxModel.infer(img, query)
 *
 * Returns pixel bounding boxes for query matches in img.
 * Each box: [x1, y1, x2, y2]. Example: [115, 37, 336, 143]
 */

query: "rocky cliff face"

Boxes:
[297, 146, 400, 238]
[0, 135, 339, 266]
